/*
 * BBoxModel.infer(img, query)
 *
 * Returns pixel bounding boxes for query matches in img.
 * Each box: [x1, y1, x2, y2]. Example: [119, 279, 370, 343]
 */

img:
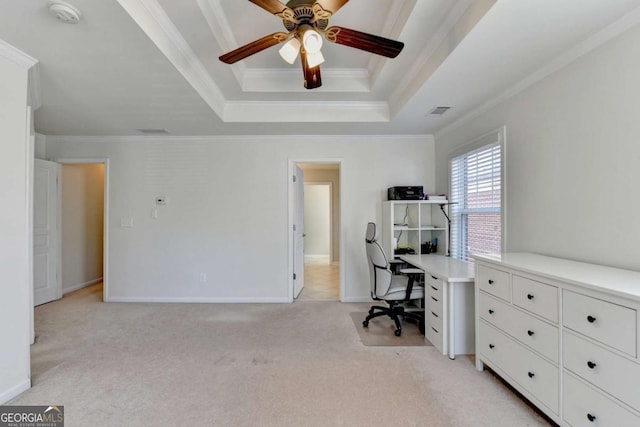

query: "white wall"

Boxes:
[61, 164, 104, 293]
[0, 46, 31, 403]
[47, 136, 434, 302]
[302, 167, 341, 263]
[303, 184, 331, 257]
[435, 24, 640, 271]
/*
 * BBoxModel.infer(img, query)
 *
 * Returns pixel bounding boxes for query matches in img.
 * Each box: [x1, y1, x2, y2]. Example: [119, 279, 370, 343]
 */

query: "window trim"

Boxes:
[448, 126, 507, 260]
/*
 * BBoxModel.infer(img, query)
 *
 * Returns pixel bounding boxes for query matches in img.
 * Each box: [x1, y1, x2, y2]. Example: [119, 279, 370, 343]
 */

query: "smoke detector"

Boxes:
[48, 1, 82, 24]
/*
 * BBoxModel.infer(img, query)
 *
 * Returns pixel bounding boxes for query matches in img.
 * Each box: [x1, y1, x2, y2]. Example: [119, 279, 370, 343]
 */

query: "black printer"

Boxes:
[387, 186, 424, 200]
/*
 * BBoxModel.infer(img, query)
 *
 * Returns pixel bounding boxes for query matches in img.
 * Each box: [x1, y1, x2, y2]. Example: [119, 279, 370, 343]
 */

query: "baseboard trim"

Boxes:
[342, 297, 373, 303]
[63, 278, 103, 295]
[304, 254, 330, 259]
[106, 296, 290, 304]
[0, 379, 31, 405]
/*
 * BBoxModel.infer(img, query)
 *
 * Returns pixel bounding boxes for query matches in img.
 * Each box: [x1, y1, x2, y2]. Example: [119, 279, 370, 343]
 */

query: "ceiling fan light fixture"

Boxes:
[301, 26, 323, 54]
[279, 38, 301, 64]
[306, 51, 325, 68]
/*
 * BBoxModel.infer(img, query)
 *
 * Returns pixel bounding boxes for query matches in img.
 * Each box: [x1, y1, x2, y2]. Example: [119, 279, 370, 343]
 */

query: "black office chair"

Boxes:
[363, 222, 424, 336]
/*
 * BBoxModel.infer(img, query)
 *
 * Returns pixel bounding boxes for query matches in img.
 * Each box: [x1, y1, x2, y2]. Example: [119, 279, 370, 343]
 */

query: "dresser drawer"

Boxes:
[563, 290, 637, 356]
[480, 293, 559, 363]
[477, 265, 511, 302]
[564, 331, 640, 410]
[563, 372, 640, 427]
[479, 321, 559, 414]
[512, 275, 558, 323]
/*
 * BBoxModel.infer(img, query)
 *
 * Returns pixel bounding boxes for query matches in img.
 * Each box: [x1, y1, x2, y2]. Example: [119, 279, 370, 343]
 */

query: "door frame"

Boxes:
[53, 158, 110, 302]
[287, 158, 344, 302]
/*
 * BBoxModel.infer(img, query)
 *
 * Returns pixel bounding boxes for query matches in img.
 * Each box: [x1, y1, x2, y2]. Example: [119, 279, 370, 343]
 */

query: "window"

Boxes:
[450, 129, 504, 262]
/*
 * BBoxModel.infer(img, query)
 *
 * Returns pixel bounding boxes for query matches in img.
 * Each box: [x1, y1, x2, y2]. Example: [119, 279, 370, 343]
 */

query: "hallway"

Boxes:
[297, 257, 339, 301]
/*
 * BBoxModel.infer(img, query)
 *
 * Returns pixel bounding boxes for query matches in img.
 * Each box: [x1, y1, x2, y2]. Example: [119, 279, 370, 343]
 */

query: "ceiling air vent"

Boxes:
[429, 106, 451, 116]
[137, 129, 171, 135]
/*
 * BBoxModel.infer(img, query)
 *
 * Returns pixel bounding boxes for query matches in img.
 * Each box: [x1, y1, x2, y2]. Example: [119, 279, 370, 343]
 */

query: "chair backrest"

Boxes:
[365, 222, 392, 299]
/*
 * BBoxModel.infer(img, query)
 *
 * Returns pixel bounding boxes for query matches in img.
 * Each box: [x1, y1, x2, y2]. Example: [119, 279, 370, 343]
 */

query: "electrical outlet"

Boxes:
[199, 273, 207, 283]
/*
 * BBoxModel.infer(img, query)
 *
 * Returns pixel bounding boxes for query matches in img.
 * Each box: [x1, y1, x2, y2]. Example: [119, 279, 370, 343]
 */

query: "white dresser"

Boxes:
[474, 253, 640, 426]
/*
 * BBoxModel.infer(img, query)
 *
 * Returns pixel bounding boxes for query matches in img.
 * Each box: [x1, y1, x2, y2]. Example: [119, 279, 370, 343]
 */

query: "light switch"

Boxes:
[151, 208, 158, 219]
[120, 218, 134, 228]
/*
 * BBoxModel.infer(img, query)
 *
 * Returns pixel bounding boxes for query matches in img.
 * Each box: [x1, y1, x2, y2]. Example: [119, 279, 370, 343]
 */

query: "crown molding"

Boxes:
[0, 39, 38, 69]
[242, 68, 371, 92]
[388, 0, 495, 117]
[224, 101, 389, 122]
[434, 4, 640, 139]
[367, 0, 417, 86]
[197, 0, 246, 86]
[45, 134, 431, 144]
[28, 63, 42, 110]
[116, 0, 226, 117]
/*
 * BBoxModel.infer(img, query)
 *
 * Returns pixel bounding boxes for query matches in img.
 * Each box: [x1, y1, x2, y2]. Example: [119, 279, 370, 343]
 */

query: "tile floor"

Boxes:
[297, 256, 340, 301]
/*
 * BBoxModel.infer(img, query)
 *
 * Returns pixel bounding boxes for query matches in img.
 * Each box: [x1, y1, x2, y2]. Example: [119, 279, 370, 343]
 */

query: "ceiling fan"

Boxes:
[219, 0, 405, 89]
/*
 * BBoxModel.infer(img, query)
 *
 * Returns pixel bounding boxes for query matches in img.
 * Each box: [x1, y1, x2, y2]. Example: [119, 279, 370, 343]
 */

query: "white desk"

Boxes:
[399, 254, 475, 359]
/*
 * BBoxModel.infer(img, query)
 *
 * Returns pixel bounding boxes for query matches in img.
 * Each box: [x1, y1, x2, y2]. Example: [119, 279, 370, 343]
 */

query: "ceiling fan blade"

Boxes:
[324, 26, 404, 58]
[249, 0, 297, 23]
[313, 0, 349, 14]
[300, 49, 322, 90]
[219, 32, 290, 64]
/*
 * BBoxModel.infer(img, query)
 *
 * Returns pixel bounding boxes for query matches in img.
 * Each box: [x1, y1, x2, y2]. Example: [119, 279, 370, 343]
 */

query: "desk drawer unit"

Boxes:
[479, 321, 559, 414]
[477, 265, 511, 302]
[563, 290, 637, 357]
[564, 331, 640, 410]
[512, 275, 559, 323]
[426, 308, 444, 352]
[426, 275, 444, 301]
[563, 372, 640, 427]
[480, 292, 559, 363]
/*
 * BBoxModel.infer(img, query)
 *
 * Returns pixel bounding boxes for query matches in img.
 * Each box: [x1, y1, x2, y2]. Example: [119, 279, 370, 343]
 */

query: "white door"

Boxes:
[34, 159, 61, 306]
[293, 166, 305, 298]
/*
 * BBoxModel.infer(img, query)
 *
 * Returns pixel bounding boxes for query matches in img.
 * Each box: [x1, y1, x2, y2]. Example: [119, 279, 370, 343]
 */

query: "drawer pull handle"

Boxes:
[489, 344, 495, 349]
[488, 279, 495, 285]
[527, 294, 534, 300]
[528, 372, 535, 378]
[431, 286, 438, 291]
[431, 311, 439, 318]
[488, 309, 494, 314]
[431, 297, 438, 302]
[527, 330, 535, 336]
[432, 327, 439, 333]
[431, 275, 438, 280]
[587, 315, 597, 323]
[587, 361, 597, 369]
[587, 413, 596, 422]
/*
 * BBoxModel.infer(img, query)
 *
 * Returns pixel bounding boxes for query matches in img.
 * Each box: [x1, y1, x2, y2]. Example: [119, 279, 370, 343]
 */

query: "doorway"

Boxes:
[60, 163, 105, 297]
[53, 158, 109, 302]
[289, 160, 342, 302]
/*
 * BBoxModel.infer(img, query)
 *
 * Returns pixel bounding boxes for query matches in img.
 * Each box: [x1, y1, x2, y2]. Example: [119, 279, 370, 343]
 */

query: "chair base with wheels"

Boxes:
[363, 301, 424, 336]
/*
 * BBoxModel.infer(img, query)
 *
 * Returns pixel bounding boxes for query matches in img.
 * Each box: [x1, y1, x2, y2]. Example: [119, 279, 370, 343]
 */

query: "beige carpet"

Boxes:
[10, 283, 554, 427]
[350, 312, 430, 346]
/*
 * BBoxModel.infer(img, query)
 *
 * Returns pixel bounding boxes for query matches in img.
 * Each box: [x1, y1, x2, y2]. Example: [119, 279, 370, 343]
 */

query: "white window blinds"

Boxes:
[450, 133, 503, 261]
